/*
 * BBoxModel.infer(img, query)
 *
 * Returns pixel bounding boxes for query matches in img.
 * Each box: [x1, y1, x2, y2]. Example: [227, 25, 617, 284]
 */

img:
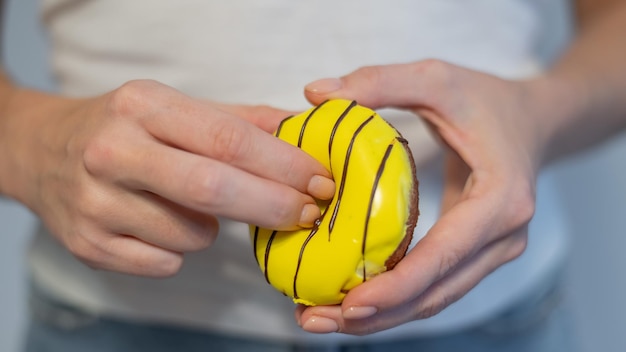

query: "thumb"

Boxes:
[304, 61, 446, 109]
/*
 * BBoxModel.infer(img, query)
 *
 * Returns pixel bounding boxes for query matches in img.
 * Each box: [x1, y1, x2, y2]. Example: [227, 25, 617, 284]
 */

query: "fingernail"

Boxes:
[343, 306, 378, 320]
[305, 78, 342, 95]
[302, 316, 339, 333]
[308, 175, 336, 200]
[299, 203, 321, 228]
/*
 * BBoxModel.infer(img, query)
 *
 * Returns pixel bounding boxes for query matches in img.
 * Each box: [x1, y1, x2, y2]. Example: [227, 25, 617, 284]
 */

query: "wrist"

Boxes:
[521, 73, 590, 165]
[0, 87, 81, 207]
[0, 79, 22, 199]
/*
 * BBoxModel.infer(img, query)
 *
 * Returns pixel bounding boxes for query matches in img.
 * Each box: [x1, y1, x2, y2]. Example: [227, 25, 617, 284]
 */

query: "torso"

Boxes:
[30, 0, 567, 343]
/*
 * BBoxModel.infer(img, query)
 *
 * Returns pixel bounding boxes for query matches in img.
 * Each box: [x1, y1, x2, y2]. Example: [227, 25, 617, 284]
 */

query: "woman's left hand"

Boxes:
[295, 60, 565, 335]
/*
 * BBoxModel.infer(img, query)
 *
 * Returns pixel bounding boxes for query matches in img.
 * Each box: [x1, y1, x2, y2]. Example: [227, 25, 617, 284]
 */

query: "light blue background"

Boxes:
[1, 0, 626, 351]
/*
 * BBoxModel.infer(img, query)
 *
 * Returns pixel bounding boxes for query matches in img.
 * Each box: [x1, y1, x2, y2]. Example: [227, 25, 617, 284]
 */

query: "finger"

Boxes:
[338, 185, 530, 317]
[303, 62, 482, 166]
[296, 304, 342, 334]
[101, 189, 219, 252]
[409, 229, 528, 319]
[298, 229, 528, 335]
[212, 103, 298, 134]
[364, 230, 528, 334]
[106, 81, 333, 199]
[304, 60, 456, 109]
[143, 95, 333, 198]
[295, 193, 503, 330]
[112, 143, 322, 229]
[66, 226, 184, 277]
[440, 151, 471, 213]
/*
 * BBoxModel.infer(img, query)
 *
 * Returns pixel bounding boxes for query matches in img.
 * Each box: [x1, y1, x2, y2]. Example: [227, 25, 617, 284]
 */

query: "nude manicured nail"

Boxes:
[307, 175, 336, 200]
[305, 78, 342, 95]
[299, 204, 321, 228]
[343, 306, 378, 320]
[302, 316, 339, 333]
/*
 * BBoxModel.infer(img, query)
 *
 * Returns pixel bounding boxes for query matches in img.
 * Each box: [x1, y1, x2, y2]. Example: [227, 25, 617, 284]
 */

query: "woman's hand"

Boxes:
[295, 0, 626, 334]
[0, 79, 334, 277]
[295, 60, 567, 335]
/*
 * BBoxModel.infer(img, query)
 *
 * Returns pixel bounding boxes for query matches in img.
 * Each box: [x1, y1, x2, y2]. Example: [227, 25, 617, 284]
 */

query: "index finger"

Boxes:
[130, 82, 334, 200]
[339, 179, 531, 315]
[212, 103, 298, 134]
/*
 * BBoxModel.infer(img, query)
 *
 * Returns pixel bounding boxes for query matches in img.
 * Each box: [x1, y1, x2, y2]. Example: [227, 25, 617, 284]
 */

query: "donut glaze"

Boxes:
[250, 99, 419, 306]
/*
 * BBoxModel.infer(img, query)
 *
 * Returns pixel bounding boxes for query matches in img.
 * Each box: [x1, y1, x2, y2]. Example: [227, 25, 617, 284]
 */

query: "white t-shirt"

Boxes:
[30, 0, 569, 344]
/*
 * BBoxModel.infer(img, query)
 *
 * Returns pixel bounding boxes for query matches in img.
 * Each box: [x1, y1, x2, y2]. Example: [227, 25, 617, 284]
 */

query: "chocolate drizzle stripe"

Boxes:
[328, 115, 375, 236]
[328, 100, 357, 171]
[397, 137, 408, 145]
[291, 212, 328, 301]
[252, 226, 260, 265]
[275, 115, 294, 138]
[292, 226, 319, 300]
[263, 230, 278, 284]
[361, 140, 396, 282]
[297, 100, 328, 148]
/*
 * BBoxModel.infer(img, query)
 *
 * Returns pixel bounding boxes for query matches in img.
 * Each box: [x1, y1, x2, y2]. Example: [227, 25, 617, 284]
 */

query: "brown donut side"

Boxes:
[384, 135, 420, 270]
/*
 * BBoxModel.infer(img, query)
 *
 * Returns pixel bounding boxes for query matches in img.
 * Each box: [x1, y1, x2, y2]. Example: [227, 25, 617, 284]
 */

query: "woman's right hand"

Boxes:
[0, 79, 334, 277]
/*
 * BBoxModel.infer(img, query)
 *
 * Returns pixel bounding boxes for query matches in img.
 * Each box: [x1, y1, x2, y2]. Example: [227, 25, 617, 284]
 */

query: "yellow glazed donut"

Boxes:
[250, 99, 419, 306]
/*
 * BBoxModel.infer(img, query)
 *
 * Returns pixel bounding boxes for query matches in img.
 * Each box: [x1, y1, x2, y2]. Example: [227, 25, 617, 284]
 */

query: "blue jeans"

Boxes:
[23, 280, 578, 352]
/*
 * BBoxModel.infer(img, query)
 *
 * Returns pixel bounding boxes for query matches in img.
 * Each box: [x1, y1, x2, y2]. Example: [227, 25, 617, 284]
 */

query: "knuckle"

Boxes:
[507, 181, 536, 230]
[208, 119, 250, 163]
[505, 232, 529, 262]
[106, 79, 162, 118]
[199, 218, 219, 247]
[184, 164, 228, 211]
[74, 183, 113, 223]
[164, 223, 217, 253]
[82, 134, 117, 177]
[415, 290, 451, 320]
[350, 65, 388, 106]
[191, 233, 216, 251]
[266, 194, 299, 228]
[185, 217, 219, 251]
[280, 156, 303, 189]
[353, 65, 385, 86]
[351, 325, 378, 337]
[65, 230, 107, 267]
[414, 59, 453, 82]
[107, 81, 145, 117]
[152, 255, 184, 277]
[410, 59, 462, 114]
[253, 104, 278, 116]
[437, 247, 464, 278]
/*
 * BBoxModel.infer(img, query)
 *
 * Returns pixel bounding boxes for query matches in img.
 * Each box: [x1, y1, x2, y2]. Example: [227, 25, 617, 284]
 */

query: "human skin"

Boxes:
[295, 0, 626, 335]
[0, 79, 337, 277]
[0, 27, 335, 276]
